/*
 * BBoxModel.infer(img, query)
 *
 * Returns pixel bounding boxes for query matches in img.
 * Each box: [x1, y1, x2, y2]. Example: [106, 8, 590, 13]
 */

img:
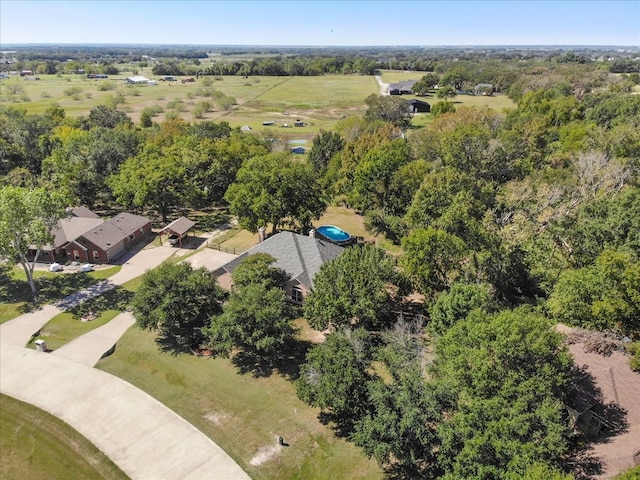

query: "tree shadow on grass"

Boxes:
[67, 286, 134, 320]
[231, 339, 313, 380]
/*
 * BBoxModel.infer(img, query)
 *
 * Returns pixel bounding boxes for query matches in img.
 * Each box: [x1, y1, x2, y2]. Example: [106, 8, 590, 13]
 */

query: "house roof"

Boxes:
[389, 80, 417, 91]
[50, 217, 104, 249]
[69, 206, 100, 218]
[408, 99, 430, 106]
[220, 231, 344, 290]
[163, 216, 196, 236]
[42, 209, 150, 251]
[109, 212, 150, 235]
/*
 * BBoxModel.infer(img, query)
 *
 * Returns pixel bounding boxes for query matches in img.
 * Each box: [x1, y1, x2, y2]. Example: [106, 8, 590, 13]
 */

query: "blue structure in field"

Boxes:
[314, 225, 353, 246]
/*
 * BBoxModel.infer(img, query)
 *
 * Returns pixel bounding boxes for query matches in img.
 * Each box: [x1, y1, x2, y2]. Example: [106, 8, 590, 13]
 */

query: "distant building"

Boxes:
[408, 99, 431, 113]
[126, 75, 151, 84]
[388, 80, 417, 95]
[291, 146, 306, 154]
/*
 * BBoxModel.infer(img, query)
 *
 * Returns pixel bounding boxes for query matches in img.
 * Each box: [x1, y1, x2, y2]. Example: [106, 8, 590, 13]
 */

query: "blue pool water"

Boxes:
[317, 225, 351, 243]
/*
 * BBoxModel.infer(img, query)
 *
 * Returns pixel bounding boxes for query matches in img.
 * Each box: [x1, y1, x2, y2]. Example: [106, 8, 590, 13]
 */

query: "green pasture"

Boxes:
[97, 326, 382, 480]
[0, 393, 129, 480]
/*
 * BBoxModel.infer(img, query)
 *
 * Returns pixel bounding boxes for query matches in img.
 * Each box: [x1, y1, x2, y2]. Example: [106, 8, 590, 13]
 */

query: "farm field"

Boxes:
[0, 69, 514, 138]
[0, 393, 129, 480]
[97, 326, 383, 480]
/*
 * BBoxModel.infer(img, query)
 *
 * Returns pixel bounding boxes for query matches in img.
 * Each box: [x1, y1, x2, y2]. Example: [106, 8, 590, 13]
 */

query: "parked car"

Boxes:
[80, 264, 93, 272]
[168, 233, 184, 245]
[49, 262, 61, 272]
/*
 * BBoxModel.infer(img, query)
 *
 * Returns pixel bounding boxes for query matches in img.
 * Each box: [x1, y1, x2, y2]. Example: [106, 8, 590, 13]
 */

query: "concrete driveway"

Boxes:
[1, 343, 249, 480]
[1, 237, 250, 480]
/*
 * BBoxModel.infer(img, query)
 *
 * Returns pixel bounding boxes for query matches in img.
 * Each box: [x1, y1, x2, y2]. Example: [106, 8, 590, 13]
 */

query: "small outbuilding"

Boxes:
[126, 75, 151, 84]
[408, 99, 431, 113]
[161, 216, 196, 248]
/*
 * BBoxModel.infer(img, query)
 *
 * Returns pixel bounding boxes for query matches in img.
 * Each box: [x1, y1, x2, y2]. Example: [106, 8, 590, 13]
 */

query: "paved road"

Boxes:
[1, 343, 249, 480]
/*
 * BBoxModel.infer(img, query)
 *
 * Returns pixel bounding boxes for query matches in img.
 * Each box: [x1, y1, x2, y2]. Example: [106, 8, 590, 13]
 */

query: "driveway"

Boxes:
[1, 343, 249, 480]
[0, 244, 178, 347]
[1, 234, 250, 479]
[52, 311, 136, 367]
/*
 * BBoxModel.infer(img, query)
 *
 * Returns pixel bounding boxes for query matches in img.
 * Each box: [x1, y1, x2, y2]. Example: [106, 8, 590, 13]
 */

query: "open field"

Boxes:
[97, 327, 382, 480]
[1, 69, 514, 136]
[0, 393, 129, 480]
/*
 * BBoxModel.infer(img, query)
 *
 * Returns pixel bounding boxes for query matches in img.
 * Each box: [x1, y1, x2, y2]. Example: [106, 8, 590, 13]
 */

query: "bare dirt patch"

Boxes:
[249, 438, 282, 466]
[203, 411, 229, 426]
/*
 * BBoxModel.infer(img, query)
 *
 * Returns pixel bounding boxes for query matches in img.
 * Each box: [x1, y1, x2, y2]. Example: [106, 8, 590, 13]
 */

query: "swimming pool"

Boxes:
[316, 225, 352, 244]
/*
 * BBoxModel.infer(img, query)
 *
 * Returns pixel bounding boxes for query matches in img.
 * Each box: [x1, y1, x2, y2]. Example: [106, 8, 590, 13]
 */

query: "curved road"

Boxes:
[0, 240, 250, 480]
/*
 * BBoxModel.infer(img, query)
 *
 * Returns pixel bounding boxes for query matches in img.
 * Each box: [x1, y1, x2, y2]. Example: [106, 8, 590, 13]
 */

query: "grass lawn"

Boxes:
[0, 266, 121, 324]
[0, 393, 129, 480]
[27, 276, 138, 351]
[97, 327, 382, 480]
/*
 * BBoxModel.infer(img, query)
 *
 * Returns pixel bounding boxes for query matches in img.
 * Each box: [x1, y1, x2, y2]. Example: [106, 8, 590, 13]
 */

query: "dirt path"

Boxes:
[374, 74, 389, 95]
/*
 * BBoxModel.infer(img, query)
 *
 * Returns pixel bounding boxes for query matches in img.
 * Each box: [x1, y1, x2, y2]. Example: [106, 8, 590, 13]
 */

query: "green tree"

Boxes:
[434, 308, 573, 479]
[412, 72, 440, 96]
[297, 329, 372, 430]
[132, 262, 225, 352]
[109, 145, 188, 222]
[0, 187, 67, 299]
[431, 101, 456, 117]
[364, 94, 412, 130]
[401, 227, 467, 297]
[429, 282, 495, 337]
[353, 370, 453, 477]
[350, 138, 411, 212]
[224, 152, 326, 233]
[230, 253, 289, 290]
[547, 249, 640, 335]
[436, 85, 456, 101]
[85, 105, 132, 129]
[304, 245, 400, 331]
[308, 130, 345, 172]
[205, 282, 293, 358]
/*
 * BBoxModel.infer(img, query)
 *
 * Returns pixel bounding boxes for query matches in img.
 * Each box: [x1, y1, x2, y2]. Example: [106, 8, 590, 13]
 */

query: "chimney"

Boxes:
[309, 229, 315, 238]
[258, 227, 266, 243]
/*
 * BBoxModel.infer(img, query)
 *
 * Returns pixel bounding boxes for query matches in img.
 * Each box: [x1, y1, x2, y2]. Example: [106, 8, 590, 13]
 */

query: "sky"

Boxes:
[1, 0, 639, 47]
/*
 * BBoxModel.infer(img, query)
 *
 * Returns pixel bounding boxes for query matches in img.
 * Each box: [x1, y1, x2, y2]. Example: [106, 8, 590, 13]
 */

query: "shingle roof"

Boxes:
[50, 217, 104, 248]
[221, 231, 344, 290]
[109, 212, 150, 235]
[163, 216, 196, 236]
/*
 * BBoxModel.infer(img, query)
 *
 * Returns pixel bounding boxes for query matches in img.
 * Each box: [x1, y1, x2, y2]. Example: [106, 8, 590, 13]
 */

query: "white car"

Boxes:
[80, 264, 93, 272]
[49, 262, 61, 272]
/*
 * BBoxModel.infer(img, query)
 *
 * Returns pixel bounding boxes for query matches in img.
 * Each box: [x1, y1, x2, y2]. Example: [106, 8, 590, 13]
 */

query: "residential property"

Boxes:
[291, 146, 306, 154]
[32, 207, 152, 264]
[408, 99, 431, 113]
[388, 80, 417, 95]
[213, 231, 344, 303]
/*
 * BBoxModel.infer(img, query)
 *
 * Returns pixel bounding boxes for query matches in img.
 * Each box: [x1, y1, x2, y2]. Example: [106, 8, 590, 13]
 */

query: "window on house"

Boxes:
[73, 250, 80, 260]
[291, 287, 304, 303]
[93, 251, 99, 261]
[139, 228, 144, 234]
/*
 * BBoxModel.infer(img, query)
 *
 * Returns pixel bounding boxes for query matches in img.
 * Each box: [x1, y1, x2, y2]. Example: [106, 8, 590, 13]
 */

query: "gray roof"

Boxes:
[389, 80, 417, 91]
[70, 206, 100, 218]
[221, 231, 344, 290]
[50, 217, 104, 248]
[108, 212, 150, 235]
[163, 216, 196, 236]
[44, 211, 150, 251]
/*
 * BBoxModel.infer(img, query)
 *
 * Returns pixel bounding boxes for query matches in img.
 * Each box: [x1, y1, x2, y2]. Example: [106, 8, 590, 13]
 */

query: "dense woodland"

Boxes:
[1, 48, 640, 479]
